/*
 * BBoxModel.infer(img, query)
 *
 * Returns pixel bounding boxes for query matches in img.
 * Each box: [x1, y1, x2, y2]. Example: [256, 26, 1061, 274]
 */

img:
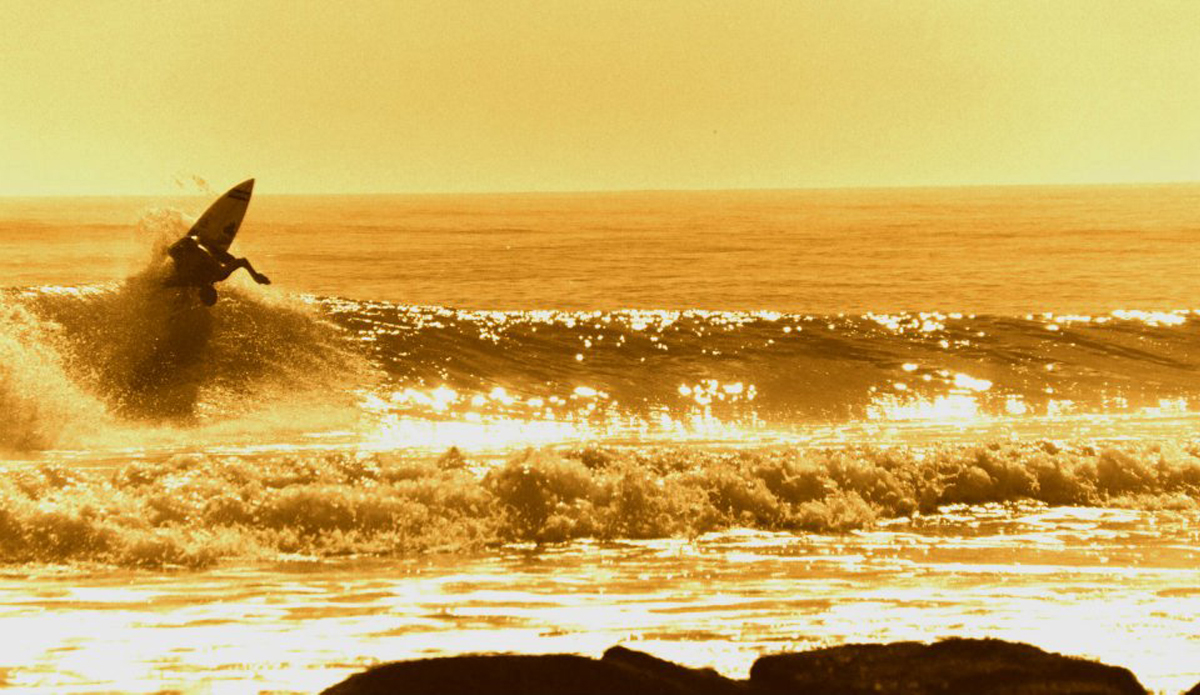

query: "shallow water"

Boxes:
[4, 504, 1199, 694]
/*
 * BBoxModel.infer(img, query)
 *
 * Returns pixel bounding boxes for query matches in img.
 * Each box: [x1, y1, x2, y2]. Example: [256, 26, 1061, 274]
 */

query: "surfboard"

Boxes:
[187, 178, 254, 252]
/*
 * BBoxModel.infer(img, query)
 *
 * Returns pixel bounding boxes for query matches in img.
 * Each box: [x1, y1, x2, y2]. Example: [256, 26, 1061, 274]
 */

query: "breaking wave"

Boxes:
[0, 282, 369, 452]
[3, 441, 1200, 567]
[6, 278, 1200, 452]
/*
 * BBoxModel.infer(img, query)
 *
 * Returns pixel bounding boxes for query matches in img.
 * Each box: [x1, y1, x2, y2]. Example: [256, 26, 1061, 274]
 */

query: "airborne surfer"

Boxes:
[165, 233, 270, 306]
[163, 178, 270, 306]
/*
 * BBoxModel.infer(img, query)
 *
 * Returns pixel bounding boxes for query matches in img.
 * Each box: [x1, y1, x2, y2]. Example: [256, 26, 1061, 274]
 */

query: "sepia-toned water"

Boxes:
[2, 185, 1200, 692]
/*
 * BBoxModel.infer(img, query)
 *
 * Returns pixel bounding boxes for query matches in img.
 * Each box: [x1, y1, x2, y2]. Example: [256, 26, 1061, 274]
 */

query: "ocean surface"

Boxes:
[2, 184, 1200, 693]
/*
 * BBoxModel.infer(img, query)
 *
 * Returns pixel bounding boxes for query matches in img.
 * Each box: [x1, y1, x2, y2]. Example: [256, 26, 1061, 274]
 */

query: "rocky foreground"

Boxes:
[321, 637, 1181, 694]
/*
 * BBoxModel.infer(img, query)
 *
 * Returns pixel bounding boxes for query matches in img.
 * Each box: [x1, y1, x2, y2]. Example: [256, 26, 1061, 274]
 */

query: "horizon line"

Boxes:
[3, 179, 1199, 198]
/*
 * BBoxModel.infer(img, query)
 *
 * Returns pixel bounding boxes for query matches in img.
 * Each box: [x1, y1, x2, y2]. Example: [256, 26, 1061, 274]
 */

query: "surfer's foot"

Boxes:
[253, 272, 271, 285]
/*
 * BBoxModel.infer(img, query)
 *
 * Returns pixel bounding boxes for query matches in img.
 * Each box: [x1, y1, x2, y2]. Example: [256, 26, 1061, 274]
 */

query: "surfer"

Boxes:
[163, 179, 269, 305]
[166, 233, 271, 306]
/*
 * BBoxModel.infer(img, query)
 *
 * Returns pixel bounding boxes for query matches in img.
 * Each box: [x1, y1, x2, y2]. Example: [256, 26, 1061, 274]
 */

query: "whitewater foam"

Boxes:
[3, 440, 1200, 568]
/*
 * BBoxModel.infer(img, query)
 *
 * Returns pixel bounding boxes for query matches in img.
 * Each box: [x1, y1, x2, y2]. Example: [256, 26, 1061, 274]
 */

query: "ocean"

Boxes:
[2, 184, 1200, 693]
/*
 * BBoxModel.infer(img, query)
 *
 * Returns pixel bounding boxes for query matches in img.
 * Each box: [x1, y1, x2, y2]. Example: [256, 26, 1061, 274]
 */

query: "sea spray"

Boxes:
[1, 282, 374, 451]
[0, 297, 107, 450]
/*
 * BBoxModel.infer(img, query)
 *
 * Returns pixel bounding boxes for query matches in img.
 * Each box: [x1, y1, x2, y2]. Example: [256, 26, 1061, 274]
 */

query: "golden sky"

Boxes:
[2, 0, 1198, 194]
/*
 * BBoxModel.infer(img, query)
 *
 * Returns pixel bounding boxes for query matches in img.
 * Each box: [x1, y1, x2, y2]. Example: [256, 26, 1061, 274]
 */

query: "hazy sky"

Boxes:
[2, 0, 1198, 194]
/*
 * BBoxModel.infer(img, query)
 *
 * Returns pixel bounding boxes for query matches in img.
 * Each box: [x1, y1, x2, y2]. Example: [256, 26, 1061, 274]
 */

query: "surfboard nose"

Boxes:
[227, 178, 254, 199]
[221, 179, 255, 205]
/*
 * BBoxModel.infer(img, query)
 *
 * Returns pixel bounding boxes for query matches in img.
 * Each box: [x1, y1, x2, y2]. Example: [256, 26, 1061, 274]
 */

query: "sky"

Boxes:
[1, 0, 1198, 195]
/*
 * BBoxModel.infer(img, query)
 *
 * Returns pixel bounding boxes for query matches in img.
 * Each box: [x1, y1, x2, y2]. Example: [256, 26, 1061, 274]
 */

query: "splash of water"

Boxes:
[0, 211, 374, 453]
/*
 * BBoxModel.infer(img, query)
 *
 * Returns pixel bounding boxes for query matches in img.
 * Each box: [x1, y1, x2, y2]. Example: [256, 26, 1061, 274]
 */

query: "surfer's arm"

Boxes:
[216, 256, 271, 285]
[194, 241, 264, 282]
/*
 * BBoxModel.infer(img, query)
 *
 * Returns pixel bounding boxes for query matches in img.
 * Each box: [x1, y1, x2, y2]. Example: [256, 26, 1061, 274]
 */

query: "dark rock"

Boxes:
[749, 638, 1146, 695]
[320, 651, 722, 695]
[319, 639, 1149, 695]
[602, 645, 749, 694]
[1183, 682, 1200, 695]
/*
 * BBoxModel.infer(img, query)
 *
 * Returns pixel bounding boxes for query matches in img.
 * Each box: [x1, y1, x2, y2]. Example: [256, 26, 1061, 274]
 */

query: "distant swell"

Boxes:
[2, 441, 1199, 567]
[331, 302, 1200, 428]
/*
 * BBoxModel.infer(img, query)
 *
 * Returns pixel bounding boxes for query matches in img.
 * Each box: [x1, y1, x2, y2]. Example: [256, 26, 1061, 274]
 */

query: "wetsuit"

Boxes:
[165, 235, 269, 304]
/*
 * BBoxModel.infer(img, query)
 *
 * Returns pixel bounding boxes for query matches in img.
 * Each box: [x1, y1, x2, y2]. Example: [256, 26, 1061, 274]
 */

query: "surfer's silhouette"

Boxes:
[162, 178, 269, 306]
[166, 233, 271, 306]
